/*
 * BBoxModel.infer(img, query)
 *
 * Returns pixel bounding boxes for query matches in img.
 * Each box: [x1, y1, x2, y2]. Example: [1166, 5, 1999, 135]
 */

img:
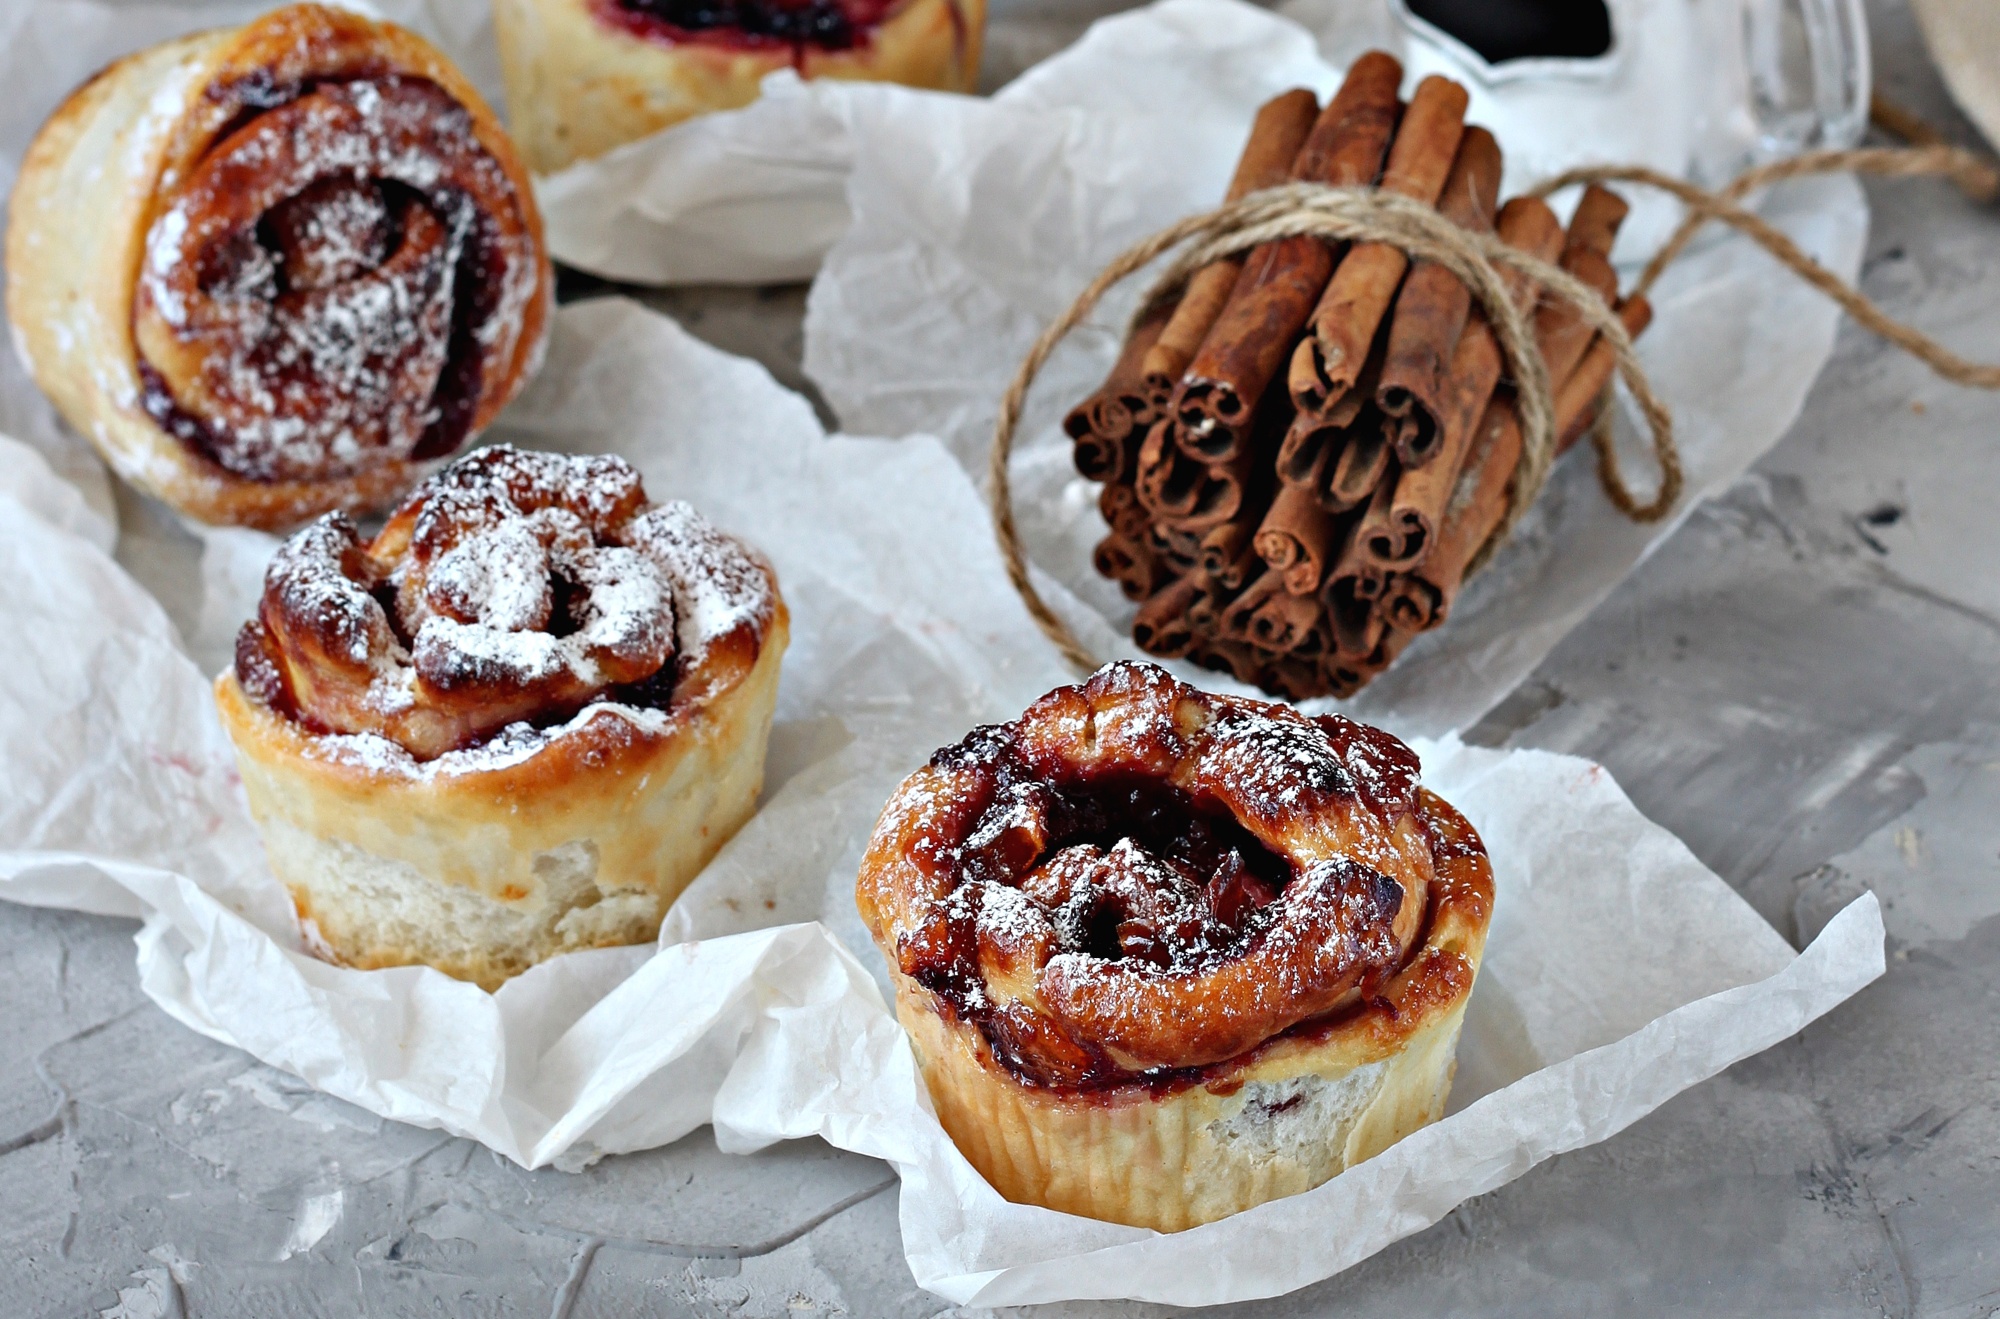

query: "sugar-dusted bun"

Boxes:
[856, 661, 1494, 1230]
[5, 4, 550, 530]
[494, 0, 985, 172]
[215, 446, 787, 988]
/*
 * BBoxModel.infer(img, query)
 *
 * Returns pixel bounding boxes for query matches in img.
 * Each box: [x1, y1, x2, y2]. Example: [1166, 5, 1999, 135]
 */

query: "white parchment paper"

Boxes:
[796, 0, 1871, 737]
[0, 301, 1883, 1305]
[0, 0, 1884, 1306]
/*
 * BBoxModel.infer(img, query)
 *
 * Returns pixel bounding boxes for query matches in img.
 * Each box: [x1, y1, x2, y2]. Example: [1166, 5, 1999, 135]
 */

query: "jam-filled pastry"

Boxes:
[214, 446, 787, 989]
[493, 0, 985, 172]
[856, 661, 1495, 1230]
[5, 5, 551, 531]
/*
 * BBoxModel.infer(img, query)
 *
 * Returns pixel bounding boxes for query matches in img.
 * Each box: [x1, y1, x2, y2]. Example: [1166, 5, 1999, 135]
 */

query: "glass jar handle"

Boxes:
[1745, 0, 1871, 155]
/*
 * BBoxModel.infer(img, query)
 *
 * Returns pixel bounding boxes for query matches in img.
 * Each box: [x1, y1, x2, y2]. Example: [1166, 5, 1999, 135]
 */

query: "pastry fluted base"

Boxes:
[213, 608, 786, 990]
[893, 922, 1487, 1231]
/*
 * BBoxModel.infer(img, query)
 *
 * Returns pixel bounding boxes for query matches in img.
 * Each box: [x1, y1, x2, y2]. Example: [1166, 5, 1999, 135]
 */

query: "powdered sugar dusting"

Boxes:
[623, 499, 775, 673]
[133, 71, 542, 483]
[306, 700, 676, 781]
[244, 447, 774, 771]
[879, 662, 1436, 1088]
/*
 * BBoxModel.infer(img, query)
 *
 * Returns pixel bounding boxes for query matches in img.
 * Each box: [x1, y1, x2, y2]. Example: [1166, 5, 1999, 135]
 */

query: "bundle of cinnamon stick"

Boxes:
[1070, 51, 1652, 701]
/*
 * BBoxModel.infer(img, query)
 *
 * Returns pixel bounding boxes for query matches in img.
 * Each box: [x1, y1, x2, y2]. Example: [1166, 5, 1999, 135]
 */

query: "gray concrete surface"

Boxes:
[5, 0, 1998, 1313]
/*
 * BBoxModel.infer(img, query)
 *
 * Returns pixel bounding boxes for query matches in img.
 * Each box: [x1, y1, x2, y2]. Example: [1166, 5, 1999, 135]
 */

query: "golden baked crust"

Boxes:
[215, 447, 787, 989]
[856, 662, 1495, 1229]
[494, 0, 985, 172]
[5, 4, 550, 530]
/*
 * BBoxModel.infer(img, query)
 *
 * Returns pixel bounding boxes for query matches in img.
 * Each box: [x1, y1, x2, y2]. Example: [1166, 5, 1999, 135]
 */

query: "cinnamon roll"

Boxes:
[493, 0, 985, 172]
[214, 446, 788, 989]
[5, 5, 550, 530]
[856, 662, 1493, 1230]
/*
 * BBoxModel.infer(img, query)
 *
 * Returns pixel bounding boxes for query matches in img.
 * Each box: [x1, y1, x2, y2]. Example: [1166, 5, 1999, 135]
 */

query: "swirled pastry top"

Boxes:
[130, 4, 548, 486]
[234, 446, 779, 767]
[857, 661, 1492, 1090]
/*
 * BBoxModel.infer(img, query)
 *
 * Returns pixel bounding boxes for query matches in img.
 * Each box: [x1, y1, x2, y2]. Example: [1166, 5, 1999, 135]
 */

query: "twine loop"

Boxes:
[991, 143, 2000, 675]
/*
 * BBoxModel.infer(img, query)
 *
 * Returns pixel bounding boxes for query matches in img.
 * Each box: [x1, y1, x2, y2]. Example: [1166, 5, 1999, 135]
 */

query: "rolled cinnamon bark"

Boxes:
[1219, 570, 1287, 641]
[1260, 657, 1323, 702]
[1135, 419, 1204, 519]
[1172, 52, 1402, 463]
[1534, 185, 1629, 396]
[1143, 89, 1320, 395]
[1173, 378, 1290, 532]
[1277, 346, 1379, 497]
[1094, 531, 1170, 601]
[1563, 184, 1630, 262]
[1323, 623, 1418, 698]
[1362, 186, 1635, 626]
[1192, 638, 1283, 687]
[1344, 459, 1405, 578]
[1289, 75, 1470, 418]
[1188, 565, 1252, 635]
[1145, 516, 1203, 570]
[1554, 295, 1654, 452]
[1404, 283, 1654, 631]
[1254, 480, 1352, 597]
[1324, 572, 1387, 660]
[1132, 575, 1202, 658]
[1068, 306, 1173, 482]
[1324, 421, 1392, 510]
[1373, 127, 1503, 470]
[1247, 586, 1326, 654]
[1202, 521, 1266, 590]
[1098, 480, 1151, 542]
[1198, 516, 1256, 579]
[1370, 197, 1565, 570]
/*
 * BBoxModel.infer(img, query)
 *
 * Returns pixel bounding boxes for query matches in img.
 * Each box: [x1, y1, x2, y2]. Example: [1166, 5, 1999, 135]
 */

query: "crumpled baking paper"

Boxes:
[0, 300, 1883, 1306]
[795, 0, 1871, 736]
[0, 1, 1885, 1307]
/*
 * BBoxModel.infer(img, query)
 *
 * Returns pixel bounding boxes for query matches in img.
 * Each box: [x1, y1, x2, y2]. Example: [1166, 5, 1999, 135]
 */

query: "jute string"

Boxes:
[990, 143, 2000, 674]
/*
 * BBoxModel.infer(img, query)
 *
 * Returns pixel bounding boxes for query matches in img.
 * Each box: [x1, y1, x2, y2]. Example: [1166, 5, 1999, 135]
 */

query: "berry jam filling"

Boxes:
[606, 0, 899, 51]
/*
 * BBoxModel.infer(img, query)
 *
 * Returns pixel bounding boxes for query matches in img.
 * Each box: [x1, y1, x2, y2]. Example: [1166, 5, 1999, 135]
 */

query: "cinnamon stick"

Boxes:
[1277, 344, 1380, 496]
[1144, 515, 1202, 570]
[1248, 586, 1326, 654]
[1135, 419, 1204, 519]
[1323, 419, 1392, 511]
[1289, 75, 1471, 417]
[1187, 564, 1250, 635]
[1143, 89, 1321, 394]
[1324, 570, 1387, 659]
[1068, 306, 1173, 481]
[1322, 623, 1419, 698]
[1173, 378, 1290, 532]
[1364, 189, 1636, 627]
[1563, 184, 1630, 264]
[1554, 294, 1653, 452]
[1093, 532, 1169, 601]
[1192, 638, 1281, 688]
[1098, 480, 1150, 542]
[1132, 574, 1202, 658]
[1369, 196, 1565, 569]
[1343, 458, 1404, 580]
[1172, 52, 1403, 463]
[1535, 185, 1629, 393]
[1253, 480, 1352, 596]
[1407, 283, 1654, 630]
[1220, 570, 1287, 641]
[1374, 126, 1503, 470]
[1198, 516, 1256, 578]
[1263, 656, 1327, 703]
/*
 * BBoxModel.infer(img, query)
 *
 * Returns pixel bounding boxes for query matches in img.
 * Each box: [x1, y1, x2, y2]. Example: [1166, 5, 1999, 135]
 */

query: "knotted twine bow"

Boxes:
[989, 143, 2000, 674]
